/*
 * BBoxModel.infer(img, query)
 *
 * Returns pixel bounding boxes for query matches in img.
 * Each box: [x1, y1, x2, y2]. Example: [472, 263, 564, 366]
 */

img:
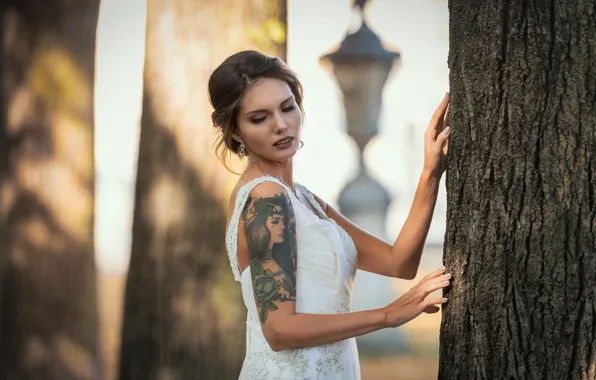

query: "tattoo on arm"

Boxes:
[242, 191, 297, 323]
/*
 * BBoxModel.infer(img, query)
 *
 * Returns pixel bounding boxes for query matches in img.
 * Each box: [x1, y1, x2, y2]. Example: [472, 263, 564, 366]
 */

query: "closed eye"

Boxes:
[251, 116, 267, 124]
[250, 105, 296, 124]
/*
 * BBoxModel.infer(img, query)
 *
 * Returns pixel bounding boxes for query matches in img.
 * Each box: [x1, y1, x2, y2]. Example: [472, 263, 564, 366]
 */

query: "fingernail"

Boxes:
[445, 273, 451, 279]
[442, 298, 448, 303]
[443, 280, 450, 285]
[440, 266, 446, 271]
[444, 126, 451, 133]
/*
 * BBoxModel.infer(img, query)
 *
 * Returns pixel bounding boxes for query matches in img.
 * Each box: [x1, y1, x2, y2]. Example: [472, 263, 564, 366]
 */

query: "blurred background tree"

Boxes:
[0, 0, 102, 379]
[117, 1, 287, 379]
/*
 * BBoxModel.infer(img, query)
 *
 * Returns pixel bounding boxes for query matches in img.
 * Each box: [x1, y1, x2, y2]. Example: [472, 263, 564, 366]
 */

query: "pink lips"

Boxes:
[274, 136, 294, 146]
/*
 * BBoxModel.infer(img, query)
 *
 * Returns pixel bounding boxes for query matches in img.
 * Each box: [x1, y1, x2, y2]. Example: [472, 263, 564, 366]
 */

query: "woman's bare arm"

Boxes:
[239, 181, 450, 351]
[314, 171, 440, 280]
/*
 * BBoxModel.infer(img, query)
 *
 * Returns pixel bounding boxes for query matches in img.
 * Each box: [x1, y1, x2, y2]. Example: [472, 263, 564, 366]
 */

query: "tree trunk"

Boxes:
[440, 1, 596, 379]
[0, 1, 102, 379]
[118, 1, 286, 379]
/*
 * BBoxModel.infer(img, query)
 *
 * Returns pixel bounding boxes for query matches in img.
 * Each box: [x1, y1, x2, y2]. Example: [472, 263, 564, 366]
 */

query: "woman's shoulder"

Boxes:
[228, 176, 291, 210]
[296, 183, 328, 214]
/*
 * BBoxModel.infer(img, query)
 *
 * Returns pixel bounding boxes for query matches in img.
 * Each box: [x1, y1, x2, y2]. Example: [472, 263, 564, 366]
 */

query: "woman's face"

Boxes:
[266, 206, 285, 246]
[236, 77, 302, 162]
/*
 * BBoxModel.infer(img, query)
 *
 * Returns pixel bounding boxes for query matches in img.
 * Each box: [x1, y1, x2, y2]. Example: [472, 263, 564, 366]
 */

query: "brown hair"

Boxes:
[208, 50, 305, 171]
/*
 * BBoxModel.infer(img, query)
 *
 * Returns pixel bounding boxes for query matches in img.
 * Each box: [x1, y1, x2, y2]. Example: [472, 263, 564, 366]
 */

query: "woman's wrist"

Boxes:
[420, 167, 442, 187]
[378, 305, 402, 329]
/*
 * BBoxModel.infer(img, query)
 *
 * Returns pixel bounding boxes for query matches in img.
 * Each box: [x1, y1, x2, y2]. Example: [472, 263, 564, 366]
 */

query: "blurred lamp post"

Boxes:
[320, 0, 404, 354]
[320, 0, 399, 238]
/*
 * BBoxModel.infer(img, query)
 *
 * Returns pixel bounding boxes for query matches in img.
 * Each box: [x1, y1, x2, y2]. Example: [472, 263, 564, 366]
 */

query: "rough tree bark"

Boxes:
[440, 1, 596, 379]
[0, 0, 102, 379]
[118, 1, 286, 379]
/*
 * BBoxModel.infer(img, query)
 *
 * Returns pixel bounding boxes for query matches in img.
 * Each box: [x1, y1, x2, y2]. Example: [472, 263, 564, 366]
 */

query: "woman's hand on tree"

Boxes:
[423, 92, 451, 177]
[382, 266, 451, 328]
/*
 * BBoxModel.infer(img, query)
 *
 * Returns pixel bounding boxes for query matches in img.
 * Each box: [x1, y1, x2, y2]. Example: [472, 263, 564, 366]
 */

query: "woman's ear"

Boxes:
[232, 132, 242, 143]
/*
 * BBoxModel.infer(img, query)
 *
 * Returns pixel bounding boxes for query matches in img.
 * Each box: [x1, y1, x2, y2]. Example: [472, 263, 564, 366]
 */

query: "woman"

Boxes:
[209, 50, 452, 379]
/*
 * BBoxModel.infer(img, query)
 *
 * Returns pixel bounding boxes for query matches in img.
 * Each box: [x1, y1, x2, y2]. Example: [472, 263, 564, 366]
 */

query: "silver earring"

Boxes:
[238, 141, 246, 158]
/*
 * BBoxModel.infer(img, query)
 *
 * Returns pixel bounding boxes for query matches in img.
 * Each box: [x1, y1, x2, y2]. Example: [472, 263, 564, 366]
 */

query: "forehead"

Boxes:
[241, 77, 293, 111]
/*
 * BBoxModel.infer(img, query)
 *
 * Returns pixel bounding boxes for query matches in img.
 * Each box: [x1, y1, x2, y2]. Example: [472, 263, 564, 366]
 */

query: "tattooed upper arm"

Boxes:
[241, 182, 298, 325]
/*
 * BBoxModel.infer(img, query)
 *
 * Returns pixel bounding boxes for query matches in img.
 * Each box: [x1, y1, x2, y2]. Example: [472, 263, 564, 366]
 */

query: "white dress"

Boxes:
[225, 176, 361, 379]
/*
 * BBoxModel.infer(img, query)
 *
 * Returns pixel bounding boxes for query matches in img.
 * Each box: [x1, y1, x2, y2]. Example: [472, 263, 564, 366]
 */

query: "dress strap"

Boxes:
[296, 183, 328, 220]
[225, 176, 292, 282]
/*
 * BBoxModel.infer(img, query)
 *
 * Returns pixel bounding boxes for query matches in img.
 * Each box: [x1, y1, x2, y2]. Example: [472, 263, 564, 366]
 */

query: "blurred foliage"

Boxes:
[247, 0, 287, 57]
[248, 18, 286, 52]
[29, 45, 91, 113]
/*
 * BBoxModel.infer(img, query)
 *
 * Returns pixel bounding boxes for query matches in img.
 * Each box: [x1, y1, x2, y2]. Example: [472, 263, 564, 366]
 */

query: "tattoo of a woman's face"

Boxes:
[242, 191, 297, 323]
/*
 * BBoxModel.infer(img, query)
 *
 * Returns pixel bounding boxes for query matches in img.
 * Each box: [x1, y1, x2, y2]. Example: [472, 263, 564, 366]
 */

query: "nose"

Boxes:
[273, 110, 288, 134]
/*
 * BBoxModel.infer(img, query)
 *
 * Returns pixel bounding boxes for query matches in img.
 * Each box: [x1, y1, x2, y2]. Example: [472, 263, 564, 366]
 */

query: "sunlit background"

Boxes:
[95, 0, 448, 378]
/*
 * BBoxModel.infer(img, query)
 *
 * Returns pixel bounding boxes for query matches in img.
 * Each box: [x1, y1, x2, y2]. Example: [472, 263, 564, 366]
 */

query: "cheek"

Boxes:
[240, 124, 270, 149]
[289, 110, 303, 130]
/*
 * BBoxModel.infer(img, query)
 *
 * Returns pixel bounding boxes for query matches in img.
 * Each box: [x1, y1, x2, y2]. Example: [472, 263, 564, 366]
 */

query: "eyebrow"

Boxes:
[245, 95, 295, 116]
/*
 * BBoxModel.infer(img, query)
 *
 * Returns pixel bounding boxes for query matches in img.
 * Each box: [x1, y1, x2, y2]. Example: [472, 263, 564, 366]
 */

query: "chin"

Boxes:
[263, 145, 299, 162]
[271, 148, 298, 162]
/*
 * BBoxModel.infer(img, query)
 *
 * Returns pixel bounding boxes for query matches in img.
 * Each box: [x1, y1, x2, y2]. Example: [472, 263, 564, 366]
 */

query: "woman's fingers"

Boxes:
[423, 297, 449, 314]
[436, 126, 451, 146]
[432, 93, 450, 125]
[427, 93, 450, 138]
[424, 273, 452, 294]
[423, 305, 440, 314]
[426, 298, 449, 307]
[443, 103, 450, 129]
[422, 266, 447, 282]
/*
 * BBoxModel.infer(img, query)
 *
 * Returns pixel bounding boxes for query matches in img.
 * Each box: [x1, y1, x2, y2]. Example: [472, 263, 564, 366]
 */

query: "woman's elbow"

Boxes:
[395, 268, 417, 280]
[266, 336, 285, 352]
[263, 323, 292, 352]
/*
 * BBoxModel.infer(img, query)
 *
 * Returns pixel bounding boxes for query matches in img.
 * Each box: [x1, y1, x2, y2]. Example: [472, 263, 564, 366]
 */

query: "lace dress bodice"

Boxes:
[225, 176, 361, 379]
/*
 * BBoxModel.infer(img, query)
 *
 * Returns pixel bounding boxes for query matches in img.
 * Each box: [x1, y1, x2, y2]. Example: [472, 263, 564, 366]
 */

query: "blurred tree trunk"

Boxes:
[0, 1, 102, 379]
[118, 1, 286, 379]
[440, 1, 596, 379]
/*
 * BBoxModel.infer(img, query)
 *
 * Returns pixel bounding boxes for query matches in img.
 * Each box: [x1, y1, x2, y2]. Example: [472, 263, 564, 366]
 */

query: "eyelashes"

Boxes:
[251, 117, 266, 124]
[250, 105, 296, 125]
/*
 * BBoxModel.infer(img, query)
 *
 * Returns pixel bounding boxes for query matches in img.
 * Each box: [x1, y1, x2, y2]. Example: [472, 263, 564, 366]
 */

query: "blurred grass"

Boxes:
[361, 356, 438, 380]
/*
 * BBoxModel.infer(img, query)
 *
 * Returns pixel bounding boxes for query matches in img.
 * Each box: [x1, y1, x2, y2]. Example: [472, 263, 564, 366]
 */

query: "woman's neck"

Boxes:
[247, 156, 294, 188]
